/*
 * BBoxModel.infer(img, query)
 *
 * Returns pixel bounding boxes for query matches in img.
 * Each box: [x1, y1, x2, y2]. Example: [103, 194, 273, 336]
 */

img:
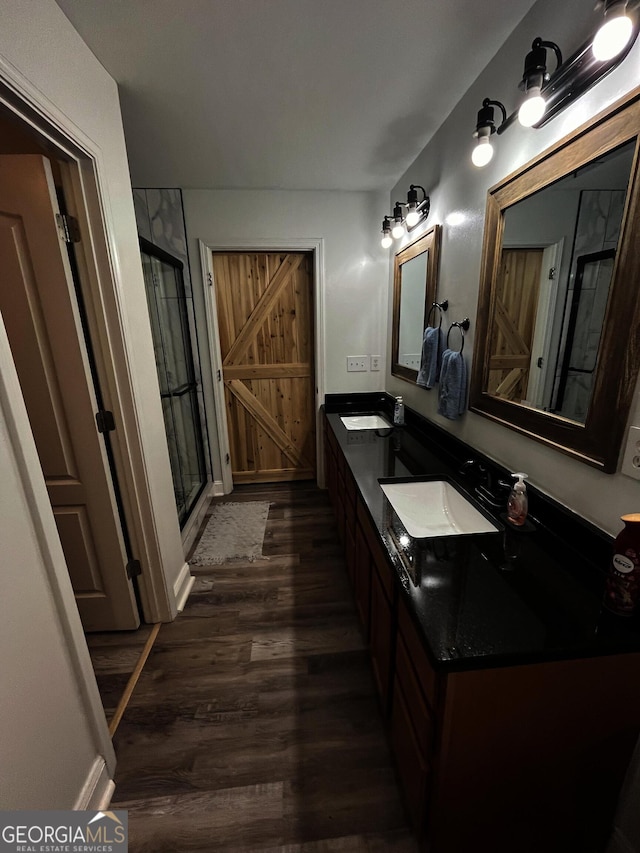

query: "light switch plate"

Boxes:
[371, 355, 381, 372]
[347, 355, 369, 372]
[621, 425, 640, 480]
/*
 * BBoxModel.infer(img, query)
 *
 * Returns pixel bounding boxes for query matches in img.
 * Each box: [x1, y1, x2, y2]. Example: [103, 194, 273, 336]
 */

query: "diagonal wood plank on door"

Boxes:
[226, 379, 310, 469]
[223, 254, 304, 367]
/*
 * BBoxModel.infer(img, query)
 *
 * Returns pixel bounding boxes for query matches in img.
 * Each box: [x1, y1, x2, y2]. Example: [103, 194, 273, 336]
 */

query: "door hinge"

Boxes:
[217, 369, 222, 381]
[56, 213, 81, 244]
[95, 409, 116, 433]
[225, 453, 230, 465]
[207, 272, 213, 287]
[548, 266, 556, 280]
[126, 559, 142, 579]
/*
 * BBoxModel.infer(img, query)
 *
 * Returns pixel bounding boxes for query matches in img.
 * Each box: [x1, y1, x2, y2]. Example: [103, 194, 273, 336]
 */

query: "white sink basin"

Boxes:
[340, 414, 392, 431]
[379, 478, 500, 538]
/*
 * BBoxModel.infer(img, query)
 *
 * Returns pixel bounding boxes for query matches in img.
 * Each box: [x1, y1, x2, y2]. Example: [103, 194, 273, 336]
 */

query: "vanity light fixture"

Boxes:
[593, 0, 634, 59]
[380, 216, 393, 249]
[391, 202, 405, 239]
[379, 185, 431, 248]
[472, 98, 507, 167]
[405, 184, 430, 227]
[518, 38, 563, 127]
[470, 5, 640, 167]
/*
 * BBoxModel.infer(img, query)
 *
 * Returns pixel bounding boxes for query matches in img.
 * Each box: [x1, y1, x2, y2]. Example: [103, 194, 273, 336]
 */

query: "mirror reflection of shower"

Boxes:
[487, 140, 634, 424]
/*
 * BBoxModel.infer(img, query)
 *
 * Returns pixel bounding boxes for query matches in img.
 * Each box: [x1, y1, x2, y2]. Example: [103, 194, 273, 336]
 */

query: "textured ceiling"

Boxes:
[55, 0, 539, 190]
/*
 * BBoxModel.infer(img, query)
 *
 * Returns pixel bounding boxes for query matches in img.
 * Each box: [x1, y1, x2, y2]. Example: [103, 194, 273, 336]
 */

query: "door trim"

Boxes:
[0, 58, 179, 624]
[199, 238, 326, 491]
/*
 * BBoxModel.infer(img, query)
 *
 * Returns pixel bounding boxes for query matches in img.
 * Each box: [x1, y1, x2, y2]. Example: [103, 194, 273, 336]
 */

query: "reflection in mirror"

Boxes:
[470, 90, 640, 473]
[391, 225, 442, 383]
[398, 251, 429, 370]
[488, 141, 634, 424]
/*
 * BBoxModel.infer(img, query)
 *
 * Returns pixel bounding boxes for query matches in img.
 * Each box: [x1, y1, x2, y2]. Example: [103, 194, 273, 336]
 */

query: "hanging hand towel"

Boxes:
[437, 349, 468, 419]
[416, 326, 444, 389]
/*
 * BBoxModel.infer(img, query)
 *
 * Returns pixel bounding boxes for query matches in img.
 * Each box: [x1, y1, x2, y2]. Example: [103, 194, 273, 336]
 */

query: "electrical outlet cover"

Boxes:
[621, 426, 640, 480]
[347, 356, 369, 372]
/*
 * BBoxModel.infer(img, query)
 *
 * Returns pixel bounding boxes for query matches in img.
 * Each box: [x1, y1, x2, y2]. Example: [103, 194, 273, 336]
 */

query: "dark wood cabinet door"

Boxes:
[354, 522, 372, 638]
[370, 566, 393, 717]
[391, 680, 430, 835]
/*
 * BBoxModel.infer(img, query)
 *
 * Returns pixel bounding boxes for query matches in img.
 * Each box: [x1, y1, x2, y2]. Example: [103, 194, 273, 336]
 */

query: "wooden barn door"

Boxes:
[488, 248, 543, 402]
[212, 251, 316, 484]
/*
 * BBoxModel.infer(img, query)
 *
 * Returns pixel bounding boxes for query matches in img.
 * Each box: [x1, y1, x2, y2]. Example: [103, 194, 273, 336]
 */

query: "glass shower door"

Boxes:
[140, 239, 207, 526]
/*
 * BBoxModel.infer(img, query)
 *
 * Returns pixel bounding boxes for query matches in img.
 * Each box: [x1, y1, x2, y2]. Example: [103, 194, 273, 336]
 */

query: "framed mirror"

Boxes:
[391, 225, 442, 382]
[470, 88, 640, 472]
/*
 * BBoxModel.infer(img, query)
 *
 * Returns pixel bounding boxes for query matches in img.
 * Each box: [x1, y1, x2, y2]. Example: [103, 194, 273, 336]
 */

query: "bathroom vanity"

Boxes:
[323, 395, 640, 853]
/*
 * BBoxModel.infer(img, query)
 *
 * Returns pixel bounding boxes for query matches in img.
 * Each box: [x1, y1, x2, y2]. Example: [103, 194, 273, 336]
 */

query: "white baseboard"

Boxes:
[212, 479, 225, 496]
[607, 827, 638, 853]
[74, 756, 114, 810]
[173, 561, 195, 612]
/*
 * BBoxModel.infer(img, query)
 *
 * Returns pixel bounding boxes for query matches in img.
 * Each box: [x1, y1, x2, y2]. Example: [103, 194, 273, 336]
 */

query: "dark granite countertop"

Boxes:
[325, 405, 640, 673]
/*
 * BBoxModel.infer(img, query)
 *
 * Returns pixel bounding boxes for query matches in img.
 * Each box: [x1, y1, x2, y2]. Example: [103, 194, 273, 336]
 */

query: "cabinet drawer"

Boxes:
[395, 631, 435, 758]
[398, 596, 438, 713]
[370, 535, 394, 604]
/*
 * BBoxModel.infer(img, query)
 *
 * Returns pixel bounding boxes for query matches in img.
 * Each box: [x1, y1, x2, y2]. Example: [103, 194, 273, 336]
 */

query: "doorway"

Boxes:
[211, 251, 316, 484]
[0, 112, 139, 632]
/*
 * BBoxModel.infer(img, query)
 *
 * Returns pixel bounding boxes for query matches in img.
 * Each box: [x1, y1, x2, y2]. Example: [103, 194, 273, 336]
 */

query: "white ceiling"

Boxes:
[55, 0, 539, 191]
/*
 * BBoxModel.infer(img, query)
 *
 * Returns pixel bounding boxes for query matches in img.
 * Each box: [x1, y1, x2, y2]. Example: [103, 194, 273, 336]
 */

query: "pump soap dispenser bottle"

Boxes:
[507, 473, 528, 526]
[393, 396, 405, 426]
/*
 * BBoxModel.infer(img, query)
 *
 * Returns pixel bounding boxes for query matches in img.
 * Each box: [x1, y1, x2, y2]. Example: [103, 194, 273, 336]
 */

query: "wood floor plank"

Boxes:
[110, 482, 416, 851]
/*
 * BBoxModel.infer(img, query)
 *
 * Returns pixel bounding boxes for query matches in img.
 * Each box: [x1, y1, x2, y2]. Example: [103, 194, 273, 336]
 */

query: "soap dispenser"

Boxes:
[507, 473, 528, 526]
[393, 396, 405, 425]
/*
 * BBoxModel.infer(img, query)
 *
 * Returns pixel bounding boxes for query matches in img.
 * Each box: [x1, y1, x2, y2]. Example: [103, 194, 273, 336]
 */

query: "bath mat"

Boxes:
[190, 501, 271, 565]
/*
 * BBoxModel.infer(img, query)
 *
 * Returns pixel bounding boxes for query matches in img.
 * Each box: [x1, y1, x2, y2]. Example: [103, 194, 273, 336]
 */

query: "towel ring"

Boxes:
[446, 318, 470, 353]
[426, 299, 449, 329]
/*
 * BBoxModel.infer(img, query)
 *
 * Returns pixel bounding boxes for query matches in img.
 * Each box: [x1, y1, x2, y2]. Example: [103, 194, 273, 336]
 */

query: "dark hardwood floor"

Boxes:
[86, 623, 156, 724]
[111, 482, 417, 852]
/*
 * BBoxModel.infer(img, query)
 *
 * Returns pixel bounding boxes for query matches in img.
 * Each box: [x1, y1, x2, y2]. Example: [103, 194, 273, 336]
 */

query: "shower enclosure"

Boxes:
[140, 238, 208, 527]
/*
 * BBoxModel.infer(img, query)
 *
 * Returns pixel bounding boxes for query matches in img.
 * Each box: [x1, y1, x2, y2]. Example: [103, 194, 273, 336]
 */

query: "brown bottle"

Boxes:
[604, 513, 640, 616]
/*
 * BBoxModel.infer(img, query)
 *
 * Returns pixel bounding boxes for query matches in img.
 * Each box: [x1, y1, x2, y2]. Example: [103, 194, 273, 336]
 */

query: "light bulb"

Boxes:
[391, 222, 405, 239]
[518, 87, 546, 127]
[405, 208, 420, 227]
[381, 234, 392, 249]
[472, 136, 494, 167]
[593, 14, 633, 60]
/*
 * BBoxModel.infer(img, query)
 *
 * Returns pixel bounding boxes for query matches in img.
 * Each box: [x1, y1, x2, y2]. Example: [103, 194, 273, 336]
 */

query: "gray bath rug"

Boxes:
[190, 501, 271, 565]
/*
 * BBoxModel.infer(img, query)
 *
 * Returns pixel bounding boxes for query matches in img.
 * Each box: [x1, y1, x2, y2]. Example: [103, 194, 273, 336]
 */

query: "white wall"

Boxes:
[183, 189, 389, 405]
[0, 0, 188, 805]
[386, 0, 640, 538]
[0, 310, 107, 807]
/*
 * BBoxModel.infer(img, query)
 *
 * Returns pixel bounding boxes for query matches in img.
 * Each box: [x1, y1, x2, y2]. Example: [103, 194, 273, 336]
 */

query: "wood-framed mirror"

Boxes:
[391, 224, 442, 383]
[470, 87, 640, 473]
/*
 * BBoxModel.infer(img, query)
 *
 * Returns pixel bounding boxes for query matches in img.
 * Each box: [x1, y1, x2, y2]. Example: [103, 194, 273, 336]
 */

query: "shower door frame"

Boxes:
[140, 237, 210, 529]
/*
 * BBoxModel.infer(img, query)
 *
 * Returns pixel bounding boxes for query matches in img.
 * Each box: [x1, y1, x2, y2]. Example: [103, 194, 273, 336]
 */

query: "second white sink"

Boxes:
[340, 414, 392, 430]
[379, 478, 500, 538]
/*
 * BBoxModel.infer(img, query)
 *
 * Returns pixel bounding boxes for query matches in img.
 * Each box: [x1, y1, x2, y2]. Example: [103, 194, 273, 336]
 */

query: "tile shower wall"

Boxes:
[134, 188, 212, 486]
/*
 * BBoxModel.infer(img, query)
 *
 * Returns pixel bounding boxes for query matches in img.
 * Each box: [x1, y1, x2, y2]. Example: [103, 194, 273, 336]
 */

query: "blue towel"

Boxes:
[437, 349, 468, 419]
[416, 326, 444, 389]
